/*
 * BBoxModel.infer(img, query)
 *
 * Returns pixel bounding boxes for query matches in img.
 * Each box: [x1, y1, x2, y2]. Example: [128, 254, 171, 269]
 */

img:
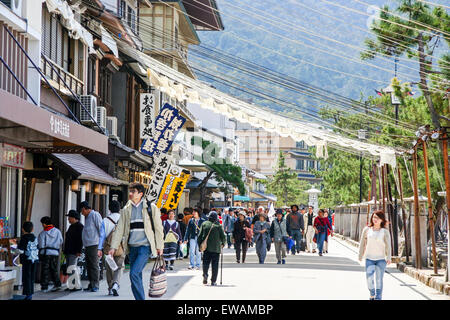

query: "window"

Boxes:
[296, 159, 304, 170]
[127, 6, 136, 32]
[308, 160, 315, 169]
[99, 67, 112, 105]
[87, 56, 96, 94]
[296, 141, 305, 149]
[118, 0, 126, 18]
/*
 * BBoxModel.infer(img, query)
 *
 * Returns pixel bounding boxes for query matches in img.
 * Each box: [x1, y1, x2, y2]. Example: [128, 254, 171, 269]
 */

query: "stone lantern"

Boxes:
[306, 187, 321, 215]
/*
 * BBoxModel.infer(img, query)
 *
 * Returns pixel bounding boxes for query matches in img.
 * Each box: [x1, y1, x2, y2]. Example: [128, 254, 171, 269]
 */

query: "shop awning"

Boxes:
[178, 158, 210, 172]
[250, 191, 277, 202]
[233, 195, 250, 202]
[51, 153, 120, 185]
[116, 40, 400, 165]
[185, 179, 218, 189]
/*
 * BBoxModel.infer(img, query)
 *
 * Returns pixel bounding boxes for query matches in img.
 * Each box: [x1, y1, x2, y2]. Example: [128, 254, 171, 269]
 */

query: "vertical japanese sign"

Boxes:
[156, 164, 190, 210]
[140, 103, 186, 157]
[146, 153, 173, 203]
[140, 93, 155, 140]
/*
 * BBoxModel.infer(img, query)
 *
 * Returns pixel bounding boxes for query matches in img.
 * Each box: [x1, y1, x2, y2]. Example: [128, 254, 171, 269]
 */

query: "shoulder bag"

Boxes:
[199, 224, 215, 252]
[103, 217, 124, 257]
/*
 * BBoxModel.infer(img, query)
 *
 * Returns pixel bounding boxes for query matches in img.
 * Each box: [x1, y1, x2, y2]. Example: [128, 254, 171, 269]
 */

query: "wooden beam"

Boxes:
[25, 178, 36, 222]
[412, 145, 422, 269]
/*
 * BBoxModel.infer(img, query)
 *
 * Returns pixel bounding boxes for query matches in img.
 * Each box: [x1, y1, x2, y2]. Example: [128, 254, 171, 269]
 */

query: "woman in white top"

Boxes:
[358, 210, 391, 300]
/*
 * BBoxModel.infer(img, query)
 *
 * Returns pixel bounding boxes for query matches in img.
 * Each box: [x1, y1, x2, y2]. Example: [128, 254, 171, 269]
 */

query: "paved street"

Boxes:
[32, 237, 449, 300]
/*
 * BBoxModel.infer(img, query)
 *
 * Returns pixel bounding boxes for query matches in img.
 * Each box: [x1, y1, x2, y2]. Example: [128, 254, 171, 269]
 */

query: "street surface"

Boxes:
[33, 237, 449, 300]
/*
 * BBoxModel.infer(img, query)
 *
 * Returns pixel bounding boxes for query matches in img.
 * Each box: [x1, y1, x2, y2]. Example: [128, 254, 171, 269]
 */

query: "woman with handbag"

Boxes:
[183, 208, 205, 270]
[163, 210, 182, 270]
[253, 214, 271, 264]
[232, 211, 250, 263]
[313, 209, 333, 256]
[197, 211, 226, 286]
[358, 210, 391, 300]
[269, 209, 288, 264]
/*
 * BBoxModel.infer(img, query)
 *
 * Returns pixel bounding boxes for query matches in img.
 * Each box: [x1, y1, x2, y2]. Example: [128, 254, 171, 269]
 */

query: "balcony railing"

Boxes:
[40, 55, 84, 96]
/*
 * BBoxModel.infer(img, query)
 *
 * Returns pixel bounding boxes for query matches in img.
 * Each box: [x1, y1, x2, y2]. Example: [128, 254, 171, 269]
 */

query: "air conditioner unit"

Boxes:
[1, 0, 22, 16]
[106, 116, 118, 137]
[96, 106, 107, 131]
[78, 95, 97, 124]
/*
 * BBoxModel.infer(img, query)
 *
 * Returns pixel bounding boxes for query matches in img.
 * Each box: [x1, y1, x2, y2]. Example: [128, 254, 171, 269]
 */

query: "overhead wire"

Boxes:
[86, 0, 446, 94]
[319, 0, 450, 41]
[352, 0, 450, 39]
[250, 0, 450, 69]
[416, 0, 450, 10]
[186, 0, 449, 89]
[82, 7, 423, 133]
[221, 0, 450, 76]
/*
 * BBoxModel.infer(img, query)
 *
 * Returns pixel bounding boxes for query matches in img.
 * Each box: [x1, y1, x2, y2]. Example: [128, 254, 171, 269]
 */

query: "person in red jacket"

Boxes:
[314, 209, 333, 256]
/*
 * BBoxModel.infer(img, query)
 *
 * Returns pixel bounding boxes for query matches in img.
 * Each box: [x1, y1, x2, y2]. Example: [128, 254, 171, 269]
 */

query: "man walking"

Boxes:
[98, 200, 124, 296]
[80, 201, 103, 292]
[303, 206, 316, 253]
[270, 209, 288, 264]
[222, 209, 234, 249]
[197, 211, 226, 286]
[63, 210, 83, 291]
[38, 217, 63, 292]
[286, 205, 304, 255]
[109, 182, 164, 300]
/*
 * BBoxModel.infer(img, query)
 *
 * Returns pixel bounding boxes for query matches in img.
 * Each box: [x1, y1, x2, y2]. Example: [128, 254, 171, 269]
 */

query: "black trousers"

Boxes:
[85, 245, 99, 288]
[22, 261, 36, 296]
[40, 255, 61, 289]
[202, 251, 220, 283]
[235, 240, 248, 262]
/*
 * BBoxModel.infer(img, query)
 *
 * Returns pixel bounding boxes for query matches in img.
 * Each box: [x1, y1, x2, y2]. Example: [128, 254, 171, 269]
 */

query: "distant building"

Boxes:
[236, 122, 322, 184]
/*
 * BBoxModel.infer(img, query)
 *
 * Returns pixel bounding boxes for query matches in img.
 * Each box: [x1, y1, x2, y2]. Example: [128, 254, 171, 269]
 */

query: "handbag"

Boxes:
[148, 255, 167, 298]
[199, 224, 215, 252]
[103, 217, 125, 257]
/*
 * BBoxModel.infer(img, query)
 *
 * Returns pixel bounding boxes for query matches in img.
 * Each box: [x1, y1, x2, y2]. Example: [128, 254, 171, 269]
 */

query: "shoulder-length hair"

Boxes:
[368, 210, 387, 228]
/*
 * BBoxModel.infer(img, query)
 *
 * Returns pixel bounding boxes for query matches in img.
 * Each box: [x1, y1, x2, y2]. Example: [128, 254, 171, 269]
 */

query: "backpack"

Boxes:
[25, 238, 39, 263]
[103, 217, 124, 256]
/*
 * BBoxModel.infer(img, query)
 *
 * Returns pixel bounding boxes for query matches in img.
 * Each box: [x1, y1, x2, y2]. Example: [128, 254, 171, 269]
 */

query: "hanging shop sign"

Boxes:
[140, 103, 186, 157]
[156, 164, 190, 210]
[140, 93, 156, 140]
[0, 143, 25, 169]
[146, 153, 173, 203]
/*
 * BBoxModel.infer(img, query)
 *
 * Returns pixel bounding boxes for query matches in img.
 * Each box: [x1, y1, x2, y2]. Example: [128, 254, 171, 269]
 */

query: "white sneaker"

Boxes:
[187, 266, 194, 270]
[112, 283, 119, 296]
[195, 267, 200, 270]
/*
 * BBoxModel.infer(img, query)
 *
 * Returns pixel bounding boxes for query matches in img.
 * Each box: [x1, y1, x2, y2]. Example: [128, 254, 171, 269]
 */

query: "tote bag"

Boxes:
[149, 255, 167, 298]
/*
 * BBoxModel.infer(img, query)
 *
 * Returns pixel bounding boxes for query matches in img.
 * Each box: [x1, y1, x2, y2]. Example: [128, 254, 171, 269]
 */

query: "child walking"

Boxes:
[17, 221, 39, 300]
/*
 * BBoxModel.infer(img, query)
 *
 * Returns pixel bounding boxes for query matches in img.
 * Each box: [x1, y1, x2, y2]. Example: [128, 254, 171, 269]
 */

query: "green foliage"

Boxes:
[190, 136, 245, 195]
[263, 151, 310, 207]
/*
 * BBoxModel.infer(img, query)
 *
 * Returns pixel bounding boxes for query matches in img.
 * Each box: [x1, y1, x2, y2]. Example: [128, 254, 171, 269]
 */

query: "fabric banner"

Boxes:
[140, 103, 186, 157]
[146, 153, 173, 203]
[140, 93, 155, 140]
[156, 164, 190, 210]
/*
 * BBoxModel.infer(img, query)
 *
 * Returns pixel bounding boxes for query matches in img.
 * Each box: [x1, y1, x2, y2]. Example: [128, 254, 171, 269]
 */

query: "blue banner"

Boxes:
[140, 103, 186, 156]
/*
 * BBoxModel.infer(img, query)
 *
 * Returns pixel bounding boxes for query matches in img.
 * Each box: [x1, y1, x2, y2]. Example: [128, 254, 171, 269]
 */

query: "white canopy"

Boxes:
[46, 0, 94, 52]
[118, 41, 399, 166]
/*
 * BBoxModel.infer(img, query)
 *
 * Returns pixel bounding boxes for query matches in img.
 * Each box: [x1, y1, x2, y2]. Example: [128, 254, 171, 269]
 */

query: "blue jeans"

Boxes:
[317, 232, 327, 254]
[128, 245, 151, 300]
[189, 237, 201, 268]
[290, 229, 303, 253]
[365, 259, 387, 300]
[225, 232, 232, 247]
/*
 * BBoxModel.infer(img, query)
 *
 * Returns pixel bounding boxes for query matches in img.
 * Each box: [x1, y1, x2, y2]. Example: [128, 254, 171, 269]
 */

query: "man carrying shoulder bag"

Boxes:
[108, 183, 164, 300]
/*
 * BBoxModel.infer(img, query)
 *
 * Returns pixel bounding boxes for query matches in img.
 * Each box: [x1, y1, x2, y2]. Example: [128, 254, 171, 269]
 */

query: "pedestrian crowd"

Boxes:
[20, 188, 379, 300]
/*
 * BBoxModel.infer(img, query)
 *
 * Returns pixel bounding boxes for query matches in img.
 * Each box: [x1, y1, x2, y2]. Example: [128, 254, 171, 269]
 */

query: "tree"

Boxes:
[264, 151, 309, 207]
[361, 0, 450, 129]
[191, 136, 245, 208]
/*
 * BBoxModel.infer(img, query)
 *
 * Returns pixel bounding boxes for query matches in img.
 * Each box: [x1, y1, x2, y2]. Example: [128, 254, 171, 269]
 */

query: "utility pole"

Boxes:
[421, 139, 439, 275]
[412, 145, 422, 269]
[397, 166, 409, 263]
[440, 128, 450, 281]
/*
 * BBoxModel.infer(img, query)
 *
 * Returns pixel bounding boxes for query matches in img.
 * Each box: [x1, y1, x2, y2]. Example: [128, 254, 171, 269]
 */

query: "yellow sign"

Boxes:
[156, 164, 190, 210]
